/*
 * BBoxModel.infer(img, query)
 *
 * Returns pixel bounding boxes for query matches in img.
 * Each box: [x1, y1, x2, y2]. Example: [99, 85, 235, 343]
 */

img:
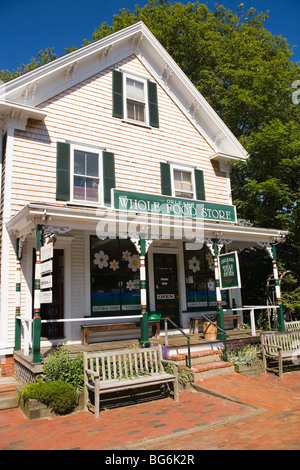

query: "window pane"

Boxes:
[174, 169, 193, 198]
[74, 150, 85, 175]
[86, 178, 99, 202]
[127, 100, 145, 122]
[86, 152, 98, 177]
[126, 78, 144, 101]
[73, 176, 85, 200]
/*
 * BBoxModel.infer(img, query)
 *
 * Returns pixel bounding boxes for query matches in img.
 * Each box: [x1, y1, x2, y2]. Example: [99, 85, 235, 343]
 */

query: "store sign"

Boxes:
[40, 290, 52, 304]
[41, 242, 53, 262]
[113, 190, 237, 223]
[218, 252, 241, 290]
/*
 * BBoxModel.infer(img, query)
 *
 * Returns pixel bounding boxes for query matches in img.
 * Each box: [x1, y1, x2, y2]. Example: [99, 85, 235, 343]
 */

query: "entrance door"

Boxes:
[153, 253, 180, 326]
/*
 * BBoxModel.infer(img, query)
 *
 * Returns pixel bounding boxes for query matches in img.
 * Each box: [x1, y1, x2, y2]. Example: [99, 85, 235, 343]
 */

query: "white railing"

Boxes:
[19, 315, 143, 356]
[224, 305, 279, 337]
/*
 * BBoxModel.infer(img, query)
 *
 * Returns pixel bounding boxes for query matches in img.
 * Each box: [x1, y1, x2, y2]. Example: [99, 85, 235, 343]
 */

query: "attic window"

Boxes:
[125, 76, 146, 123]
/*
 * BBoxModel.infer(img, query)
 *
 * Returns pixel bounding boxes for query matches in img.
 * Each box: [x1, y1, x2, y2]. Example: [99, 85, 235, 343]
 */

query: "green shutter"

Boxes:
[160, 162, 172, 196]
[112, 70, 123, 119]
[103, 151, 115, 205]
[195, 169, 205, 201]
[56, 142, 70, 201]
[148, 80, 159, 128]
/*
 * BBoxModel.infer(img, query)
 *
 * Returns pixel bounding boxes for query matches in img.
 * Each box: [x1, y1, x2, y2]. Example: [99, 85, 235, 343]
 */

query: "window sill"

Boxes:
[121, 119, 153, 129]
[66, 201, 107, 210]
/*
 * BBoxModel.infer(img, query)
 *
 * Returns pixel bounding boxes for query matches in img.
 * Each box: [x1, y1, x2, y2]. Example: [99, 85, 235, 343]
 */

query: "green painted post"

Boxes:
[213, 241, 226, 341]
[139, 238, 150, 348]
[14, 251, 21, 351]
[271, 245, 285, 332]
[32, 225, 42, 363]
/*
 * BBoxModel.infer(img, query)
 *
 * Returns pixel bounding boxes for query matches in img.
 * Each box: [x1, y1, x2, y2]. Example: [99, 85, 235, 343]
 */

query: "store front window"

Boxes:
[184, 243, 228, 310]
[90, 237, 141, 315]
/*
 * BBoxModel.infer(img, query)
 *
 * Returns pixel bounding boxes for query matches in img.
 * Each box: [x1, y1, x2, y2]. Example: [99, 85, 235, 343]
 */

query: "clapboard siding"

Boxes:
[10, 54, 229, 217]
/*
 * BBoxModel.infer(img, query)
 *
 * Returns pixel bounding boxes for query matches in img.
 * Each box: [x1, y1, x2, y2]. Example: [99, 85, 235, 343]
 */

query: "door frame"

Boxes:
[148, 241, 186, 326]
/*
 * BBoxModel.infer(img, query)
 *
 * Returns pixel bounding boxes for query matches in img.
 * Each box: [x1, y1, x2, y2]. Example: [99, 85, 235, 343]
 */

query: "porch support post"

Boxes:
[32, 224, 43, 363]
[270, 245, 285, 332]
[14, 247, 21, 351]
[212, 240, 226, 341]
[139, 238, 150, 347]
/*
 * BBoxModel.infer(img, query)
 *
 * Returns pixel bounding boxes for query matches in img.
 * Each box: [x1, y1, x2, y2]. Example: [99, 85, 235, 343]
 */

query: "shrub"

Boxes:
[222, 342, 262, 366]
[21, 380, 78, 415]
[42, 348, 84, 390]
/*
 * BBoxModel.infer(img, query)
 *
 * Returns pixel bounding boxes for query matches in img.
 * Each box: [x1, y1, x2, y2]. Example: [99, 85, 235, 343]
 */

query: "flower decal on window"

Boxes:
[122, 250, 131, 261]
[128, 254, 140, 272]
[109, 259, 119, 271]
[126, 280, 135, 291]
[94, 250, 109, 269]
[207, 279, 215, 291]
[206, 253, 214, 271]
[188, 256, 200, 273]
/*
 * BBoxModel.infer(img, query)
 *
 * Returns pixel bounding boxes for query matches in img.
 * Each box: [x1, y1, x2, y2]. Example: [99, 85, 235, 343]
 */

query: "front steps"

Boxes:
[170, 349, 236, 381]
[0, 377, 19, 410]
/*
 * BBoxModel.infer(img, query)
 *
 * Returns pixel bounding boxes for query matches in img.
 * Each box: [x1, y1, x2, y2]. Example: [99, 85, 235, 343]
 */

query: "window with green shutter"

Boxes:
[160, 162, 205, 201]
[112, 69, 159, 128]
[56, 142, 115, 206]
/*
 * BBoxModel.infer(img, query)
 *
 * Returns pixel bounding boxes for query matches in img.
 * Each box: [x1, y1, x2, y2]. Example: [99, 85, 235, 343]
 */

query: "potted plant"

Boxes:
[222, 342, 263, 376]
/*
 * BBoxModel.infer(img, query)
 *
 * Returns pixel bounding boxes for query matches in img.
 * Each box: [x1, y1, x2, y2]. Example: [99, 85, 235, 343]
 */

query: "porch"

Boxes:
[13, 326, 260, 383]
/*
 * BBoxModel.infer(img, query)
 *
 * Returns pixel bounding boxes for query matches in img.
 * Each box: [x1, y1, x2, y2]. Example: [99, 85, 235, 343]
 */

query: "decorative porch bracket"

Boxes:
[259, 242, 285, 332]
[205, 238, 231, 341]
[131, 237, 153, 347]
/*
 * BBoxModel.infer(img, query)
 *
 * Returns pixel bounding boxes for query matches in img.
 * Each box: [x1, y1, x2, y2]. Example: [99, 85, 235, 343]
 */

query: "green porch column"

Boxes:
[213, 240, 226, 341]
[14, 253, 21, 351]
[271, 245, 285, 332]
[32, 224, 43, 363]
[139, 238, 150, 347]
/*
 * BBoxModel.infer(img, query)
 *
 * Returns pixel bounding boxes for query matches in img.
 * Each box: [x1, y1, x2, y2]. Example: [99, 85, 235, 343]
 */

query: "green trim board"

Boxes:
[218, 251, 241, 290]
[112, 189, 237, 223]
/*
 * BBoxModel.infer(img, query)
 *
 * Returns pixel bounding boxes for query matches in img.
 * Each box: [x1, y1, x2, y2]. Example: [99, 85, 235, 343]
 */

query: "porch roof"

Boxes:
[7, 202, 287, 248]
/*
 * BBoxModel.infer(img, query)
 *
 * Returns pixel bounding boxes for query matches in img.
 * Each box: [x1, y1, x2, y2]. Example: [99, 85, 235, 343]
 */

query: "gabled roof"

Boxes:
[0, 21, 248, 161]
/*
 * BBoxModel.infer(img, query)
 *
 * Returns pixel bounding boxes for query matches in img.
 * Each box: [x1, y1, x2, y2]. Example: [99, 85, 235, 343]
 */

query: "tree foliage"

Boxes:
[2, 1, 300, 270]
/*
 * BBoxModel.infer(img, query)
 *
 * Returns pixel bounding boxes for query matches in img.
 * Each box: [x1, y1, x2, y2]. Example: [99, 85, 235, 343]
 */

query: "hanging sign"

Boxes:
[40, 290, 52, 304]
[218, 252, 241, 290]
[41, 242, 53, 262]
[40, 274, 52, 290]
[40, 259, 53, 275]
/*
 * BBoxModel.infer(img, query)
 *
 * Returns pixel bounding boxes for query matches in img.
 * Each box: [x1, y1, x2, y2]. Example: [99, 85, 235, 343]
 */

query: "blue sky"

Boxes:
[1, 0, 299, 71]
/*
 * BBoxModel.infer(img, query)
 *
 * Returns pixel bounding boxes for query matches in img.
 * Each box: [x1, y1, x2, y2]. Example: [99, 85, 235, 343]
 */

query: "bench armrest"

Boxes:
[161, 359, 179, 369]
[263, 345, 283, 352]
[85, 368, 100, 380]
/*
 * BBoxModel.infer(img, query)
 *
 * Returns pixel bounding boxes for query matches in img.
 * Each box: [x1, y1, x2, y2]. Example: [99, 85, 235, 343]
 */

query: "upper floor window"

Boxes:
[125, 76, 147, 124]
[56, 141, 115, 206]
[112, 69, 159, 128]
[173, 168, 195, 199]
[73, 148, 100, 203]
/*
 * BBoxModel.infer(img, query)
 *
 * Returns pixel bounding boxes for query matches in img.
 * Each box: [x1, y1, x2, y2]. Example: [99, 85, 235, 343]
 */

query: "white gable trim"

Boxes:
[0, 22, 248, 160]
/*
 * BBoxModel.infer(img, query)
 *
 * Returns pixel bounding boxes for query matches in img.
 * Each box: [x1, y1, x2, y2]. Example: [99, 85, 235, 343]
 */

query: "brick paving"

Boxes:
[1, 371, 300, 450]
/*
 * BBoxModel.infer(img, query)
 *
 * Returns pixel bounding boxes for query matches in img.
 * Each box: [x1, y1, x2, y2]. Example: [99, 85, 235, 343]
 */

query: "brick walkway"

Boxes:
[1, 371, 300, 450]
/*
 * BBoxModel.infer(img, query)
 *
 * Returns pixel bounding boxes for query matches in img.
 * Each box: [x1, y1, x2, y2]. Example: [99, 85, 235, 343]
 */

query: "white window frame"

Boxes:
[70, 143, 104, 206]
[123, 72, 149, 126]
[170, 163, 196, 200]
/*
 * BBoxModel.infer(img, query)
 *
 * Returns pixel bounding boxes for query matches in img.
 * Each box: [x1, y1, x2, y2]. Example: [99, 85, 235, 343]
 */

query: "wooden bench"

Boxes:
[189, 314, 242, 334]
[83, 345, 179, 418]
[81, 320, 160, 345]
[260, 330, 300, 377]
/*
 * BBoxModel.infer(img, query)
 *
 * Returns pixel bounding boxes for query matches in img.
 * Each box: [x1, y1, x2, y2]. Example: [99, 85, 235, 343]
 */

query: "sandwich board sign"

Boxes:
[218, 252, 241, 290]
